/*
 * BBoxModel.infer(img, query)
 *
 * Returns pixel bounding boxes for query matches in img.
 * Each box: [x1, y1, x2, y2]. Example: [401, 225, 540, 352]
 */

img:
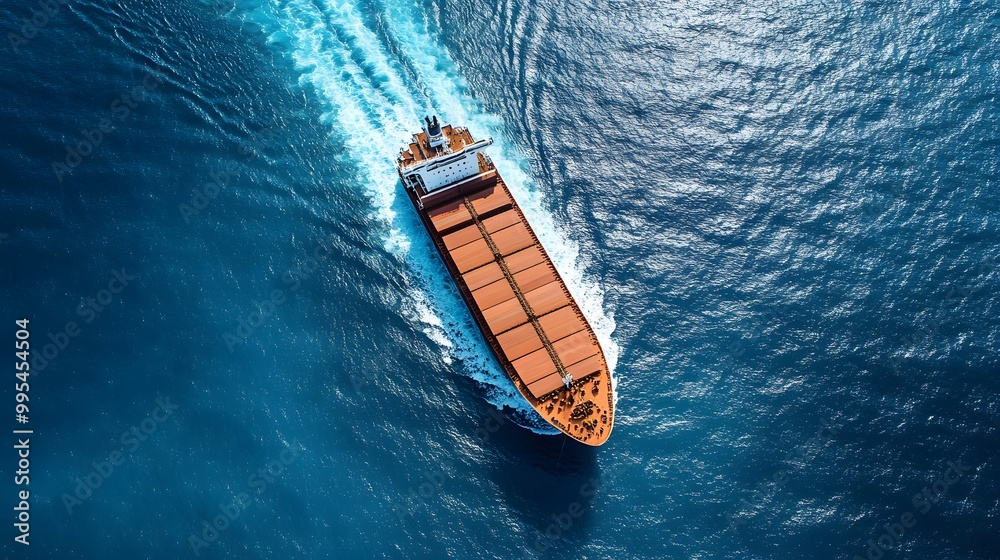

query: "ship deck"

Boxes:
[409, 169, 615, 445]
[399, 125, 476, 170]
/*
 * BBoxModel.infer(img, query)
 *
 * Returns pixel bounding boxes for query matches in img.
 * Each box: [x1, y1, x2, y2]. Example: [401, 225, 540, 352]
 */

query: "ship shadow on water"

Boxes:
[474, 398, 603, 555]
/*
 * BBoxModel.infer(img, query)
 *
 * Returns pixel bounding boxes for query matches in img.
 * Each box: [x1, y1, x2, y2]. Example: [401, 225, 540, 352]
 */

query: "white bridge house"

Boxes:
[398, 116, 494, 193]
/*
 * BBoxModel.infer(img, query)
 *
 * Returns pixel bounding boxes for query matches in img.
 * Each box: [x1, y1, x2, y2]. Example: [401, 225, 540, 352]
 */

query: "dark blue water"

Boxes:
[1, 0, 998, 558]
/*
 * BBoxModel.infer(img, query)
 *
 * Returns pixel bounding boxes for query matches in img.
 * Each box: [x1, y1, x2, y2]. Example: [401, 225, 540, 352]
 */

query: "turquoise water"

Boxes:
[0, 0, 997, 558]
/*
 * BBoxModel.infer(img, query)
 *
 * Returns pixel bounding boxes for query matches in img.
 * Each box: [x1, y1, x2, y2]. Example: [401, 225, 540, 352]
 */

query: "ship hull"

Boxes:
[399, 163, 615, 446]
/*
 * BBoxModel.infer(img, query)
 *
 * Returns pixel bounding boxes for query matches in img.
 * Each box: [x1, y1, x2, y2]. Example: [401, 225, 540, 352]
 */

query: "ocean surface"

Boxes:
[0, 0, 998, 558]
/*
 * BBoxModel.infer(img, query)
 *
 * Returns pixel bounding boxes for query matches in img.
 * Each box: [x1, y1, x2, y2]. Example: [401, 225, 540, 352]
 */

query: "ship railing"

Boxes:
[418, 170, 498, 210]
[477, 152, 495, 173]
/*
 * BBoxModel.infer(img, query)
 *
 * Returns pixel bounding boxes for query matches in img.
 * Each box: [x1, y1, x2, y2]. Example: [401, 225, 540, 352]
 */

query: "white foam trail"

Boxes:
[378, 1, 620, 387]
[237, 0, 618, 423]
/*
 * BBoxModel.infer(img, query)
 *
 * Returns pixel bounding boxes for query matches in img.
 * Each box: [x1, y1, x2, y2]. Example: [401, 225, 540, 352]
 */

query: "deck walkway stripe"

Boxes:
[461, 197, 571, 397]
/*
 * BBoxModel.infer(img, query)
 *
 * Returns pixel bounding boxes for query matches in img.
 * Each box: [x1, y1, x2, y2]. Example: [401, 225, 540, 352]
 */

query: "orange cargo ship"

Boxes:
[397, 117, 615, 446]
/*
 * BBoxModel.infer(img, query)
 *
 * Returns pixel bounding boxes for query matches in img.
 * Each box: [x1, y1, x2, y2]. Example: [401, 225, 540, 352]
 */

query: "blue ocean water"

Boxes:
[1, 0, 998, 558]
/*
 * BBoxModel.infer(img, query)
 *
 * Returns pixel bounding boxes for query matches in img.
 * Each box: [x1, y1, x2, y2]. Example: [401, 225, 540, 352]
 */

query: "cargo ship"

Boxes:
[397, 116, 615, 446]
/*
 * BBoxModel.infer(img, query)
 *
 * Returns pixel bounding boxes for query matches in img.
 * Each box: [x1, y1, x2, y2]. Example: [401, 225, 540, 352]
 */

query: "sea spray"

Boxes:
[231, 0, 617, 427]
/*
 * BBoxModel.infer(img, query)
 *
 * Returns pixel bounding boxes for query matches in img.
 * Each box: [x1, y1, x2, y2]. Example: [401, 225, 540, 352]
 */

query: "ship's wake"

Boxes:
[231, 0, 618, 432]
